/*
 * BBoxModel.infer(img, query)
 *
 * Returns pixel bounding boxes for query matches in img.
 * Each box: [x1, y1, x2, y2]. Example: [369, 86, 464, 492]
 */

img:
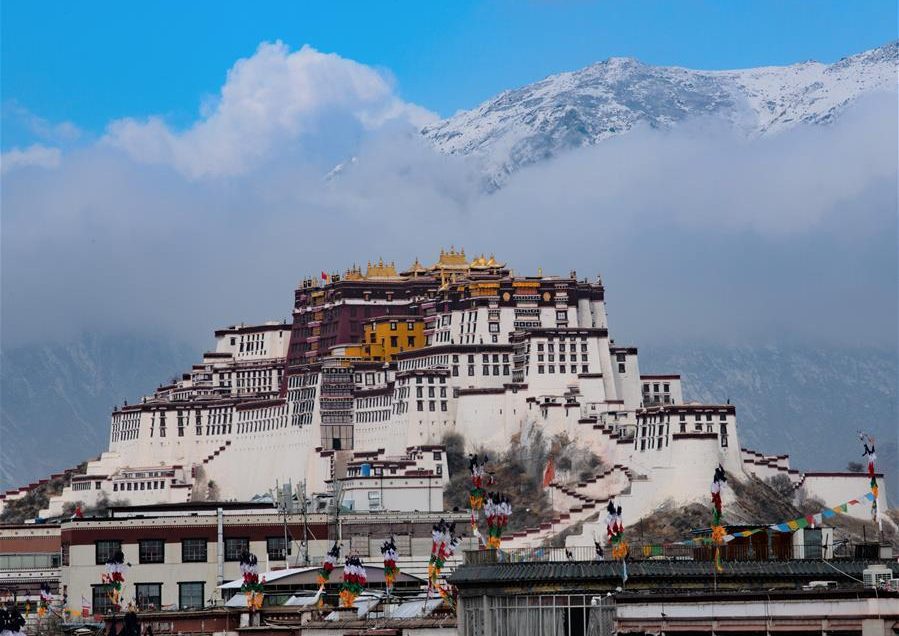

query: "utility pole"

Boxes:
[282, 481, 290, 566]
[301, 480, 310, 565]
[274, 480, 293, 566]
[331, 479, 344, 546]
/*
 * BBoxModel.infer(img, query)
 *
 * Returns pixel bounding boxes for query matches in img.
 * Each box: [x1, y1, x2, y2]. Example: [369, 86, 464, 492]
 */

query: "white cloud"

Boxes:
[1, 144, 61, 174]
[2, 101, 82, 144]
[0, 45, 894, 354]
[103, 42, 437, 178]
[477, 93, 897, 236]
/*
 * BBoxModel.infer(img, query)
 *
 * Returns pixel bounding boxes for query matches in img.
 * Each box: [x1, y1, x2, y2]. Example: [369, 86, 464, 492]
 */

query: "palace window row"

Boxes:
[536, 365, 590, 375]
[113, 480, 167, 492]
[416, 400, 448, 412]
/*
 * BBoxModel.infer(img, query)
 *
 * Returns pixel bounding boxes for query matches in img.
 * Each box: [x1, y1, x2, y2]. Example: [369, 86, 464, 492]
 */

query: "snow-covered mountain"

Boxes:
[423, 42, 898, 188]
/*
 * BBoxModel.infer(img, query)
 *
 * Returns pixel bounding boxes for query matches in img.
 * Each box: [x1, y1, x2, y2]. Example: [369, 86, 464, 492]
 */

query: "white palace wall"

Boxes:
[198, 423, 322, 501]
[800, 473, 890, 523]
[34, 264, 889, 539]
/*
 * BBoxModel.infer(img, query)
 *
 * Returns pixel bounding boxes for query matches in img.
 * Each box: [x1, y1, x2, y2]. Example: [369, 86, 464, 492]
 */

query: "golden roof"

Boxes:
[470, 253, 503, 270]
[344, 264, 364, 281]
[365, 258, 400, 279]
[434, 247, 469, 270]
[339, 250, 505, 282]
[405, 257, 428, 275]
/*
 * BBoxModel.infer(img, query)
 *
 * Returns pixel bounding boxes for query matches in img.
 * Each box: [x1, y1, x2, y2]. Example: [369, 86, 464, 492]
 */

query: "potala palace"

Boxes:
[13, 250, 884, 545]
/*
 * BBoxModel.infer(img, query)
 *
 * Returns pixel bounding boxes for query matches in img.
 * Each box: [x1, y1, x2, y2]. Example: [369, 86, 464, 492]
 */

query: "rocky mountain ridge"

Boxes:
[423, 42, 898, 188]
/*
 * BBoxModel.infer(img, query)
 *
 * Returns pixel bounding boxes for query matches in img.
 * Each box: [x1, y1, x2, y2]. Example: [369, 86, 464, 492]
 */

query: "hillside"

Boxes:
[0, 333, 198, 489]
[640, 343, 898, 502]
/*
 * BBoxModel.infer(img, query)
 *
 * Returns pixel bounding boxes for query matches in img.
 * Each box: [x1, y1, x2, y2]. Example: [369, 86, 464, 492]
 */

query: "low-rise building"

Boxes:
[451, 548, 899, 636]
[58, 503, 472, 616]
[339, 446, 448, 513]
[0, 523, 61, 603]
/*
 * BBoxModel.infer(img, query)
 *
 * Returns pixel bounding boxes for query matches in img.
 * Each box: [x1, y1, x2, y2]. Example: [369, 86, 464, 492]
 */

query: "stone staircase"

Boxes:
[186, 441, 233, 500]
[200, 440, 232, 466]
[500, 504, 597, 548]
[741, 447, 802, 485]
[499, 464, 636, 549]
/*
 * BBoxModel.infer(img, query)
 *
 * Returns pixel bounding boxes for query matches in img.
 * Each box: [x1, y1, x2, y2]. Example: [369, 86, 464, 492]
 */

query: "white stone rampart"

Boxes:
[800, 472, 890, 523]
[197, 417, 322, 500]
[565, 433, 745, 549]
[741, 447, 802, 484]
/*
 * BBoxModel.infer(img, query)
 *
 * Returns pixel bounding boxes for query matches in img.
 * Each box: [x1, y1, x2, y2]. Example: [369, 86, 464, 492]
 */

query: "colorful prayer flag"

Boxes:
[542, 455, 556, 488]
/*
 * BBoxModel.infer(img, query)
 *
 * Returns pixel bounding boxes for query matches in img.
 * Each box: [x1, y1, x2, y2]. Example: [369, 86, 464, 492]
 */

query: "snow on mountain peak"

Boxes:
[422, 42, 898, 189]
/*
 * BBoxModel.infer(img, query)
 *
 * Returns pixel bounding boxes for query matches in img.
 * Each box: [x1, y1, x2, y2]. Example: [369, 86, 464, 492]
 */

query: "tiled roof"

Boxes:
[449, 560, 899, 585]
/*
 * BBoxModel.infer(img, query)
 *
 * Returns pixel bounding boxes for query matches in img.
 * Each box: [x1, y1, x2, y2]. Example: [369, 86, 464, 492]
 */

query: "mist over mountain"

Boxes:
[423, 42, 897, 188]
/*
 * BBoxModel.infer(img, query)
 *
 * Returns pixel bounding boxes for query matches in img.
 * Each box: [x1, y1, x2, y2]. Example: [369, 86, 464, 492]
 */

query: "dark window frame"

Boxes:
[266, 536, 290, 561]
[95, 540, 122, 565]
[138, 539, 165, 564]
[224, 537, 249, 562]
[92, 584, 115, 615]
[135, 582, 162, 610]
[181, 538, 208, 563]
[178, 581, 205, 610]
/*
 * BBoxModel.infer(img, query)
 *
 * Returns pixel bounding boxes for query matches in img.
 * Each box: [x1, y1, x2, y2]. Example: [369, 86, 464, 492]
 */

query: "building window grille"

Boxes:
[95, 540, 122, 565]
[224, 538, 249, 561]
[462, 593, 614, 636]
[266, 537, 290, 561]
[135, 583, 162, 610]
[92, 585, 115, 615]
[181, 539, 207, 563]
[139, 539, 165, 564]
[178, 582, 204, 610]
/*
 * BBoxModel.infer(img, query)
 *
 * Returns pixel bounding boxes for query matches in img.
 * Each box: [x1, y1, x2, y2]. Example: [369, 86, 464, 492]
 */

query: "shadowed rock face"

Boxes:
[639, 343, 898, 505]
[423, 42, 898, 189]
[0, 333, 198, 490]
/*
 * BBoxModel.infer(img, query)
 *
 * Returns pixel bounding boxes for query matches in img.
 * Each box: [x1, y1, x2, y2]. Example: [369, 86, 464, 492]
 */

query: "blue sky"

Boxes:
[1, 0, 895, 149]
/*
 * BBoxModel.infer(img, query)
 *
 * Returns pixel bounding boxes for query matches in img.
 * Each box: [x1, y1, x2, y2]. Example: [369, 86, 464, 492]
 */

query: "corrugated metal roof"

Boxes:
[220, 566, 316, 589]
[225, 594, 250, 608]
[284, 593, 321, 606]
[449, 560, 899, 585]
[324, 592, 383, 620]
[388, 597, 444, 618]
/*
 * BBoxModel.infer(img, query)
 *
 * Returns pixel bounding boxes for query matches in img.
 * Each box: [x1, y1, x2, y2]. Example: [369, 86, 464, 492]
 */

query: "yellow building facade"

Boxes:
[343, 316, 425, 362]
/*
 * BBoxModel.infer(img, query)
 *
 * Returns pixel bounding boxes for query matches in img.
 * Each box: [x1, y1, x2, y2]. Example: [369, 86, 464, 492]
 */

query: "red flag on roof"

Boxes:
[542, 455, 556, 488]
[321, 271, 329, 281]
